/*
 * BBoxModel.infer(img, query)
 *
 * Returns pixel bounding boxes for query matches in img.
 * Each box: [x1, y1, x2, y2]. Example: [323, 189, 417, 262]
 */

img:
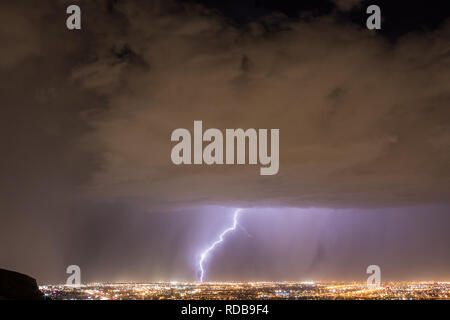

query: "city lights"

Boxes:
[40, 281, 450, 300]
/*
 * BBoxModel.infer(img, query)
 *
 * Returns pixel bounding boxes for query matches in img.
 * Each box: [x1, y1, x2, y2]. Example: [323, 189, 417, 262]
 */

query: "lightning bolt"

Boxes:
[198, 209, 242, 282]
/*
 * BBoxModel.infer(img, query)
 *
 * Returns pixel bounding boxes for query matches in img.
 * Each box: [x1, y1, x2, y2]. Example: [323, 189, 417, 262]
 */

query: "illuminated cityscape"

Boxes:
[40, 281, 450, 300]
[2, 2, 450, 308]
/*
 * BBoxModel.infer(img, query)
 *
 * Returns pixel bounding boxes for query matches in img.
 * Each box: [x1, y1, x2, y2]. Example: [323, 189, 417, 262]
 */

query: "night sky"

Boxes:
[1, 0, 449, 284]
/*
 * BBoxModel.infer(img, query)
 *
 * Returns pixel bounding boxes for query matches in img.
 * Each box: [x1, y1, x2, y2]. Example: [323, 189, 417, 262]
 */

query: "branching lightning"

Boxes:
[198, 209, 242, 282]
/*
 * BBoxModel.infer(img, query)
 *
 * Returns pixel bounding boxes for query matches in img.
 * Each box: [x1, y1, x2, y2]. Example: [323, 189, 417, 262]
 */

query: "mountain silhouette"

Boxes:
[0, 269, 44, 300]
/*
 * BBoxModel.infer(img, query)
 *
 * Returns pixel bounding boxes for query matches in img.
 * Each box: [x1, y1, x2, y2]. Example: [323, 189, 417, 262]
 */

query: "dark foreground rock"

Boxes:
[0, 269, 44, 300]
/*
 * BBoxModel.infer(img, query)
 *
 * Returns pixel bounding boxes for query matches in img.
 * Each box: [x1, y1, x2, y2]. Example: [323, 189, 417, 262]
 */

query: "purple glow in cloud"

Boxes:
[198, 209, 242, 282]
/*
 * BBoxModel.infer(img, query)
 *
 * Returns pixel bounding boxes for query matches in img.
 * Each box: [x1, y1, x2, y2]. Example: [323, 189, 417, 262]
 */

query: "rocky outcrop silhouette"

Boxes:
[0, 269, 44, 300]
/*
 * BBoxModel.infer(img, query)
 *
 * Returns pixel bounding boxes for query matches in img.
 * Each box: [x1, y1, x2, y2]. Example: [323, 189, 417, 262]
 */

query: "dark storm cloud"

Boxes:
[62, 0, 450, 208]
[1, 0, 450, 283]
[332, 0, 362, 11]
[4, 0, 448, 209]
